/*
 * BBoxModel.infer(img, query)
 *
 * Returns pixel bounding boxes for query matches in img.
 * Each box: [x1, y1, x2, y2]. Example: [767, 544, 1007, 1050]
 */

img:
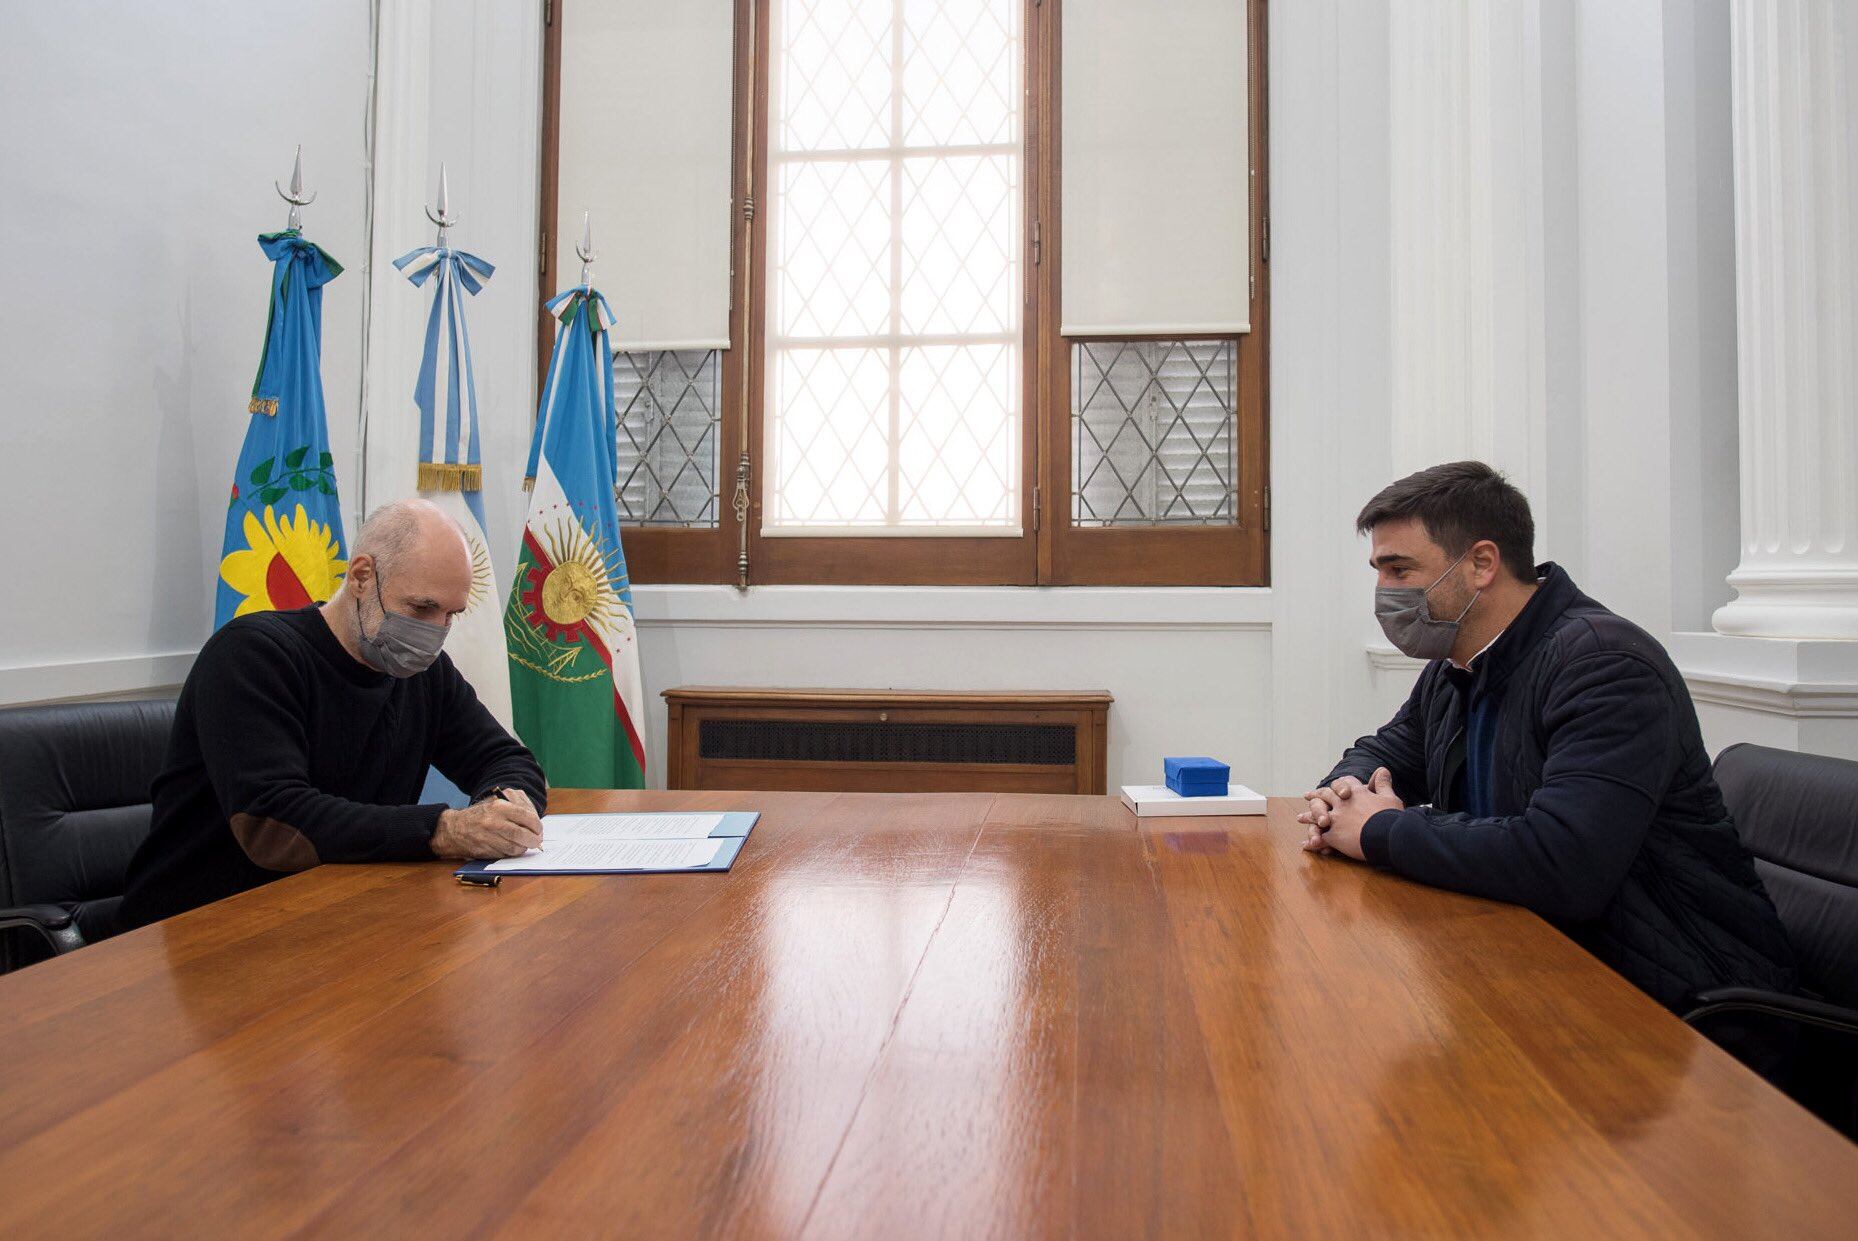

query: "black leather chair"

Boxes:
[1686, 743, 1858, 1135]
[0, 698, 175, 972]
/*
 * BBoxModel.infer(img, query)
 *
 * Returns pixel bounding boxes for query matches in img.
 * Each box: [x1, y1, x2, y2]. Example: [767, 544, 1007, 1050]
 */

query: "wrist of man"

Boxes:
[1359, 808, 1402, 868]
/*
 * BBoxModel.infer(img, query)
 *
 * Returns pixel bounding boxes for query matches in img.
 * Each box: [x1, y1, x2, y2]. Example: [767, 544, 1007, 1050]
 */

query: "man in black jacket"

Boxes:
[121, 499, 548, 928]
[1301, 462, 1797, 1074]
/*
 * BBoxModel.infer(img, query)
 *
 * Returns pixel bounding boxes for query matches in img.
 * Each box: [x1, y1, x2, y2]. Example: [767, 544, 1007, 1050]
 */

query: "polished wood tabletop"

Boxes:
[0, 791, 1854, 1238]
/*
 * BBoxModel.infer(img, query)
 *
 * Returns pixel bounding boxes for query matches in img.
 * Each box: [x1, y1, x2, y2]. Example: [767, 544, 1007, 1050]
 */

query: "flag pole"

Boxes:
[425, 162, 457, 248]
[730, 0, 759, 592]
[274, 145, 316, 232]
[576, 211, 597, 285]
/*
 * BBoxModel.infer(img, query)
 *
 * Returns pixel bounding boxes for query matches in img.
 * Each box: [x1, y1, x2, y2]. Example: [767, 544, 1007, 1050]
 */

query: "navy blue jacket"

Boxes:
[1325, 563, 1796, 1009]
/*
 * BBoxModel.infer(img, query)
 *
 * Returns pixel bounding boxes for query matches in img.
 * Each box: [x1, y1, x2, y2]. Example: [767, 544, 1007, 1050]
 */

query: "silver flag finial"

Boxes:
[424, 162, 457, 246]
[575, 211, 597, 285]
[274, 144, 316, 231]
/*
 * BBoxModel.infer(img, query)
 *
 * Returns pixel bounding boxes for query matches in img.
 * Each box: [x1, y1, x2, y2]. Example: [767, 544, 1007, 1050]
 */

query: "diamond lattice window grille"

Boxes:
[1072, 340, 1239, 527]
[766, 0, 1023, 532]
[613, 349, 721, 528]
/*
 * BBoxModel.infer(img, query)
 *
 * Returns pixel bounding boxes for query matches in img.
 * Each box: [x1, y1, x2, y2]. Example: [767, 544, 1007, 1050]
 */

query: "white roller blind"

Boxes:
[1061, 0, 1251, 335]
[556, 0, 734, 351]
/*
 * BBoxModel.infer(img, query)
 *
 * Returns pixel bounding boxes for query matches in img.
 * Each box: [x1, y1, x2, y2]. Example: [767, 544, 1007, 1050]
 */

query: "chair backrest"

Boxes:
[0, 698, 175, 967]
[1712, 743, 1858, 1008]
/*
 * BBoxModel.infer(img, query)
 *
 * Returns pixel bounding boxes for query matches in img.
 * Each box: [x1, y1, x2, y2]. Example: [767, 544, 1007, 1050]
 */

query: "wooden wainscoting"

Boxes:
[661, 687, 1113, 795]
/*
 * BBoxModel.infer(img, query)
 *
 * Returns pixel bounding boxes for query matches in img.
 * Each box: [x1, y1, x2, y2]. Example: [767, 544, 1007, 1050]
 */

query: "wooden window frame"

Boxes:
[537, 0, 1269, 588]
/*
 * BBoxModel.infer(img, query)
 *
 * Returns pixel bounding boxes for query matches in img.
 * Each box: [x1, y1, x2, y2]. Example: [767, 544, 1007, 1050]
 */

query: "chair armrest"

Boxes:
[1683, 986, 1858, 1039]
[0, 905, 86, 955]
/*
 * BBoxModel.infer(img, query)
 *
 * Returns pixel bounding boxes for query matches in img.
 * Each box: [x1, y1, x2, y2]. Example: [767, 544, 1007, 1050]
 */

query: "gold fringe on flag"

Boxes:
[521, 475, 535, 492]
[417, 461, 482, 492]
[248, 397, 279, 416]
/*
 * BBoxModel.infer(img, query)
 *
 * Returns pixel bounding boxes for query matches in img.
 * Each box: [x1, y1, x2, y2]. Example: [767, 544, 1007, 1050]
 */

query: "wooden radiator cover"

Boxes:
[661, 688, 1113, 795]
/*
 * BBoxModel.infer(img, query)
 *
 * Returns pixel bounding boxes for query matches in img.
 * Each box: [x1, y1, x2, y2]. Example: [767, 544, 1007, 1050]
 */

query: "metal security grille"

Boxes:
[614, 349, 721, 527]
[1072, 339, 1238, 526]
[698, 719, 1075, 766]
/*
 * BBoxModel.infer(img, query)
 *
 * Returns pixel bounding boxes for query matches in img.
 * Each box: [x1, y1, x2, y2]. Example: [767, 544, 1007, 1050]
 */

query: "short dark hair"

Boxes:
[1355, 461, 1536, 581]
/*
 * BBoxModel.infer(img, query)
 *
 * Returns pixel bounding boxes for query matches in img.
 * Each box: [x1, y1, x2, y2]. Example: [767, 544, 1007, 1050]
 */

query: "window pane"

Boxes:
[777, 0, 892, 152]
[775, 159, 892, 339]
[615, 349, 721, 528]
[900, 154, 1018, 336]
[1072, 340, 1238, 526]
[767, 0, 1022, 534]
[770, 346, 892, 526]
[902, 0, 1018, 147]
[898, 343, 1017, 524]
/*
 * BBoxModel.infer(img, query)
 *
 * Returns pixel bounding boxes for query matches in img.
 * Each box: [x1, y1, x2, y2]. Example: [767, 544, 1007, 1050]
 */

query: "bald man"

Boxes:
[121, 500, 547, 929]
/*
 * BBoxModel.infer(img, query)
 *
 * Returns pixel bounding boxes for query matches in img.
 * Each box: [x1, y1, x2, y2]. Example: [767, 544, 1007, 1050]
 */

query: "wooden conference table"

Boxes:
[0, 791, 1854, 1237]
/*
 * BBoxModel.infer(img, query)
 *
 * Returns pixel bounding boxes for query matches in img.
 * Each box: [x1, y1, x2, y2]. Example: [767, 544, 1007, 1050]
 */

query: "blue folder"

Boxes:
[453, 811, 759, 879]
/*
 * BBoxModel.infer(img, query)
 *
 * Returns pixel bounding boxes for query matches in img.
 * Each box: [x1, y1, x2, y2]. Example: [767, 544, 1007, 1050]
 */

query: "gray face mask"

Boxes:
[1375, 550, 1479, 661]
[355, 575, 448, 678]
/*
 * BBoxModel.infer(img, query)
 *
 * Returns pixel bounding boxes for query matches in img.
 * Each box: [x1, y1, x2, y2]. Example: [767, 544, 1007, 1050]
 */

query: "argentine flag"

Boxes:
[393, 243, 513, 728]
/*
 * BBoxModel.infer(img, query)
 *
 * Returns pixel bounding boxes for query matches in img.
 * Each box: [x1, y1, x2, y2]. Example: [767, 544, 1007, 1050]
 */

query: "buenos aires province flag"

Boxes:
[215, 232, 347, 628]
[504, 285, 646, 787]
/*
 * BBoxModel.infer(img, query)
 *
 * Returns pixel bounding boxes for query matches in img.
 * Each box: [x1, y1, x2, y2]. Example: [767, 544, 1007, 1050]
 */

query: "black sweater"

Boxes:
[121, 606, 546, 928]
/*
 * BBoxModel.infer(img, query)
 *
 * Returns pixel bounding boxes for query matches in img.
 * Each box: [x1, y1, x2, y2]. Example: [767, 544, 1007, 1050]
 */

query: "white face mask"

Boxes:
[355, 574, 448, 677]
[1374, 550, 1478, 661]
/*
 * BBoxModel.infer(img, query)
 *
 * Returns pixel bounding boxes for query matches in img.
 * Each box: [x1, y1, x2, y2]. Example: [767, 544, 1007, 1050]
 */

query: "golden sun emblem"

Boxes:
[464, 532, 493, 614]
[518, 518, 623, 643]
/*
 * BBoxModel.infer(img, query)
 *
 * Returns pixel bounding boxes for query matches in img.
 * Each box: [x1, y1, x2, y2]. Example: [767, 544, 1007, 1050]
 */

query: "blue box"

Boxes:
[1164, 756, 1230, 798]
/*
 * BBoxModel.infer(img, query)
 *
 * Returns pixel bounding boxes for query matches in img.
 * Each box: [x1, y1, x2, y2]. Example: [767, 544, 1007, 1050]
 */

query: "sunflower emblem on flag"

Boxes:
[214, 232, 347, 631]
[219, 503, 347, 616]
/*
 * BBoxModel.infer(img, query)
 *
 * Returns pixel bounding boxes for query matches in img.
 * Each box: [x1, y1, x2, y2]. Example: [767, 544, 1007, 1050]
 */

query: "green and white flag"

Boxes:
[504, 284, 646, 787]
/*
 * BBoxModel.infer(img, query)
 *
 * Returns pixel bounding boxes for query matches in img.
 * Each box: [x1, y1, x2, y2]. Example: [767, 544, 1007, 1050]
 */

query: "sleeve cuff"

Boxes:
[1360, 808, 1402, 869]
[385, 803, 445, 861]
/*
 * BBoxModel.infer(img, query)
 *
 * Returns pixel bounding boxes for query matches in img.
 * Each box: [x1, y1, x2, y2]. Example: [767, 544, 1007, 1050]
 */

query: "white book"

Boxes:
[1119, 783, 1267, 818]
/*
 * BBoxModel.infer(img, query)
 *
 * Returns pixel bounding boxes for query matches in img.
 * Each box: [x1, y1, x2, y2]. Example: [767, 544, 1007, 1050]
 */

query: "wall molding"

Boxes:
[1671, 632, 1858, 721]
[632, 585, 1274, 633]
[1365, 641, 1426, 673]
[1681, 670, 1858, 720]
[0, 652, 195, 707]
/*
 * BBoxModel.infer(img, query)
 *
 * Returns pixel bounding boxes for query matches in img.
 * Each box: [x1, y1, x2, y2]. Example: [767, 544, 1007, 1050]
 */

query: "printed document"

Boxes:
[543, 812, 728, 841]
[482, 837, 725, 873]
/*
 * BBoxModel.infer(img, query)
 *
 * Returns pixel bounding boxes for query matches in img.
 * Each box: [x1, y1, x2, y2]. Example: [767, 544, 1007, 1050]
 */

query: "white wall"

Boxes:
[632, 588, 1273, 793]
[1662, 0, 1740, 634]
[5, 0, 1809, 786]
[0, 0, 374, 701]
[1269, 0, 1751, 780]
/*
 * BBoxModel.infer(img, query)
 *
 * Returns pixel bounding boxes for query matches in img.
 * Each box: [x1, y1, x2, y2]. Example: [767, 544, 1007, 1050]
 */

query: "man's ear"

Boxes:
[346, 552, 374, 591]
[1469, 539, 1503, 589]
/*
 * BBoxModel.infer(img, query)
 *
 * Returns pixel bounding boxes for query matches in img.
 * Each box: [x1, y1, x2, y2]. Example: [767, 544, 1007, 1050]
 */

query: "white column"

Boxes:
[1713, 1, 1858, 640]
[357, 0, 433, 519]
[1372, 0, 1554, 698]
[1387, 0, 1549, 526]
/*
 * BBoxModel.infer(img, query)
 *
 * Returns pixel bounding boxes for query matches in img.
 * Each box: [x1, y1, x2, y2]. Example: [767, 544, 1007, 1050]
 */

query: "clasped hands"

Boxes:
[1298, 768, 1403, 861]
